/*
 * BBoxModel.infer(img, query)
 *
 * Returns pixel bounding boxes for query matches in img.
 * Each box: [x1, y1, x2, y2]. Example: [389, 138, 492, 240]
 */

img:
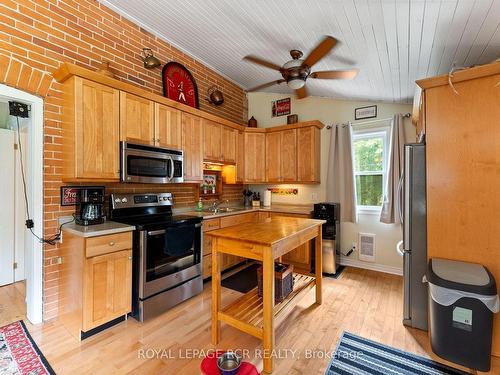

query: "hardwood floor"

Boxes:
[1, 268, 499, 374]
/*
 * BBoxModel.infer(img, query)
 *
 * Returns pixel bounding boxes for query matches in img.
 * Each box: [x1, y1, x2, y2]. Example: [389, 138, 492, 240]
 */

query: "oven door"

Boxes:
[121, 144, 184, 184]
[139, 222, 201, 299]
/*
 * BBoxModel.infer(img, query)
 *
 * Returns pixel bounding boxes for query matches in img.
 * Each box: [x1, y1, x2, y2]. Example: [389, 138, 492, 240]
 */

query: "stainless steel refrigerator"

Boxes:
[397, 143, 428, 331]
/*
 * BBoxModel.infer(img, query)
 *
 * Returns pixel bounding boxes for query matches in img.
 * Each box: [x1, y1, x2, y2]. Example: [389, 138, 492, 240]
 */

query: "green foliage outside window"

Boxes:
[353, 137, 384, 206]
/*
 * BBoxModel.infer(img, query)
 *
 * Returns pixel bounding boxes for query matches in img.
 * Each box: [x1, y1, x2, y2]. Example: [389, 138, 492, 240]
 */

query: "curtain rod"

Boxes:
[326, 112, 411, 129]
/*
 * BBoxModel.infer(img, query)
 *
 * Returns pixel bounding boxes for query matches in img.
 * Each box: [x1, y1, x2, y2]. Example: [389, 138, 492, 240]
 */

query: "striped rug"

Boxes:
[326, 332, 470, 375]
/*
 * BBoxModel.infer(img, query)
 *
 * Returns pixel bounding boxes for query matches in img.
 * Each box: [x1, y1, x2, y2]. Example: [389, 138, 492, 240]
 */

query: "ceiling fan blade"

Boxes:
[243, 55, 282, 71]
[303, 36, 338, 68]
[310, 69, 359, 80]
[247, 79, 285, 92]
[296, 85, 308, 99]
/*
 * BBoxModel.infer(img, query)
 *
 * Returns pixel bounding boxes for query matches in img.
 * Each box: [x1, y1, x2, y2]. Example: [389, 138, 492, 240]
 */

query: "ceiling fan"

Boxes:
[243, 36, 358, 99]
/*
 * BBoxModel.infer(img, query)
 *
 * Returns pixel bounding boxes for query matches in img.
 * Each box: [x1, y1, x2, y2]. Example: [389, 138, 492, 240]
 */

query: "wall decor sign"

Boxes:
[355, 105, 377, 120]
[162, 62, 199, 108]
[268, 188, 298, 196]
[271, 98, 291, 117]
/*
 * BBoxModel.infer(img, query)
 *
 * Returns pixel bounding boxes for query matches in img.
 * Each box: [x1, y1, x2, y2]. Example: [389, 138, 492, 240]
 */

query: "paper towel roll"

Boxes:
[263, 190, 271, 207]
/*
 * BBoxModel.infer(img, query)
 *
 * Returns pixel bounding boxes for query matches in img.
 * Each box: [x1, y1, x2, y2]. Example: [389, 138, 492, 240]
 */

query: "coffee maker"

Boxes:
[75, 187, 105, 226]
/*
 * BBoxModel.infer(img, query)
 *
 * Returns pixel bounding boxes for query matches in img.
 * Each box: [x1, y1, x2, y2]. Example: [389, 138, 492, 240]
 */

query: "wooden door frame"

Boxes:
[0, 84, 44, 324]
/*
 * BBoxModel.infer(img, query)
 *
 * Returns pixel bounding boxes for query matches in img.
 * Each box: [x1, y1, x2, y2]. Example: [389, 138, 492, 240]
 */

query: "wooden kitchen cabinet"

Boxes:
[155, 103, 182, 149]
[120, 92, 155, 145]
[203, 119, 222, 161]
[265, 132, 281, 182]
[83, 249, 132, 332]
[182, 112, 203, 182]
[236, 131, 245, 183]
[281, 129, 297, 181]
[62, 77, 121, 181]
[59, 231, 133, 340]
[297, 126, 321, 183]
[221, 126, 237, 163]
[244, 132, 266, 183]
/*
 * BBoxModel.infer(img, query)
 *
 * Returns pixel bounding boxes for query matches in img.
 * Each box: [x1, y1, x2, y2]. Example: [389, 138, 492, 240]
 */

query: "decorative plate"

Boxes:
[162, 62, 199, 108]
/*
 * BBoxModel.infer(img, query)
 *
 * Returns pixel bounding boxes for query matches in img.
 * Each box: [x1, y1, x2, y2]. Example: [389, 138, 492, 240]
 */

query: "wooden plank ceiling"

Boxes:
[99, 0, 500, 103]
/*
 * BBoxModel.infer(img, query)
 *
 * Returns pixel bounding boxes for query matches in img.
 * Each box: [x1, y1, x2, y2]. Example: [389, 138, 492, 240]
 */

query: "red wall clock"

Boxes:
[162, 62, 199, 108]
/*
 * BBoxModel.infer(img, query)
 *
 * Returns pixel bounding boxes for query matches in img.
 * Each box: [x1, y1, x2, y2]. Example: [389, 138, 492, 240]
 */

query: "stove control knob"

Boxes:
[121, 198, 128, 203]
[114, 198, 121, 203]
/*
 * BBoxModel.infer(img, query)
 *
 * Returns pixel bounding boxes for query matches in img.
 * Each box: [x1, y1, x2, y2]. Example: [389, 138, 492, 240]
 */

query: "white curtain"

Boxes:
[380, 114, 405, 224]
[326, 123, 357, 223]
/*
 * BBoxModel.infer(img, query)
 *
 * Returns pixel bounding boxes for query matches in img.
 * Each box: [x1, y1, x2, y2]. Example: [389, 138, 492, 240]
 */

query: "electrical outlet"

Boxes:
[311, 193, 317, 201]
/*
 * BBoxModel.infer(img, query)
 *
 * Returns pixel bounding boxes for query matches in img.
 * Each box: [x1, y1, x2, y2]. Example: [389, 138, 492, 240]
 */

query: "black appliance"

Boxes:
[314, 203, 341, 274]
[75, 186, 105, 226]
[110, 193, 203, 322]
[121, 142, 184, 184]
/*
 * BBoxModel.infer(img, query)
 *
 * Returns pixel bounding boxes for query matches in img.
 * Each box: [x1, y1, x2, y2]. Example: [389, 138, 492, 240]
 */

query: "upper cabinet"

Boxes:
[182, 113, 203, 182]
[155, 103, 182, 149]
[265, 132, 281, 182]
[203, 119, 222, 162]
[221, 126, 237, 163]
[119, 92, 154, 145]
[62, 77, 120, 181]
[236, 131, 245, 183]
[280, 129, 297, 182]
[244, 132, 266, 183]
[203, 120, 238, 163]
[297, 127, 321, 183]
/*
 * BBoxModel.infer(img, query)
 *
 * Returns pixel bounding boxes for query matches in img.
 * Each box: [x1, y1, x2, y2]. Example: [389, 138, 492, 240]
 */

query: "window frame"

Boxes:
[352, 124, 391, 213]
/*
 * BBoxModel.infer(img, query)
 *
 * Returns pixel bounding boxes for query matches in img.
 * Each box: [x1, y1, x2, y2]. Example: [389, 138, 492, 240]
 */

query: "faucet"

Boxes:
[211, 199, 229, 212]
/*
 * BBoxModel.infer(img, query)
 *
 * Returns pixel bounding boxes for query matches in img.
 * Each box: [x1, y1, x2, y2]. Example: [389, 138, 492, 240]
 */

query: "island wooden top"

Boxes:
[206, 217, 325, 247]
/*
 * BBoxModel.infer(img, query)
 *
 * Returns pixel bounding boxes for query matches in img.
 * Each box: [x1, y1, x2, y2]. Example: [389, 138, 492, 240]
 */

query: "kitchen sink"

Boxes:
[202, 207, 247, 214]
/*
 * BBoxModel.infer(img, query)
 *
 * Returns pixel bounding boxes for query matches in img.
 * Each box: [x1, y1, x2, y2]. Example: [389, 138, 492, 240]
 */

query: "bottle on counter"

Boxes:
[195, 198, 203, 212]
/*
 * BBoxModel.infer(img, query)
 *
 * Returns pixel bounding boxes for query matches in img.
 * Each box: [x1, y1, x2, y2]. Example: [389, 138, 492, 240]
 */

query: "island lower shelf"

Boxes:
[218, 273, 315, 339]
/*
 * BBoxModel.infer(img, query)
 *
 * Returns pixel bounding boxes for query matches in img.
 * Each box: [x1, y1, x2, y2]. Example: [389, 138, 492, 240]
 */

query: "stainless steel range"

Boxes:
[110, 193, 203, 322]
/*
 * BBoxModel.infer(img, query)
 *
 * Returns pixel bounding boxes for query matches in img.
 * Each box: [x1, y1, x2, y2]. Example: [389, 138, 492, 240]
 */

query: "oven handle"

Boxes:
[147, 222, 202, 236]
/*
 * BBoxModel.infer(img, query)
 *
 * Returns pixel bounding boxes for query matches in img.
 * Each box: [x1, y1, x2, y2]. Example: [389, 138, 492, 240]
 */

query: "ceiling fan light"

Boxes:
[287, 78, 305, 90]
[283, 59, 304, 69]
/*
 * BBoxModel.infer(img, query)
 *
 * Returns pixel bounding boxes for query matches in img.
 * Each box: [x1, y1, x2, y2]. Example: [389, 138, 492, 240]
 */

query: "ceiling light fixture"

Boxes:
[287, 77, 306, 90]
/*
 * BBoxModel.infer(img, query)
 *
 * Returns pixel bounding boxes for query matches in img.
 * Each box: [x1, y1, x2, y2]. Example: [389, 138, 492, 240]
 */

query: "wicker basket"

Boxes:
[257, 262, 294, 302]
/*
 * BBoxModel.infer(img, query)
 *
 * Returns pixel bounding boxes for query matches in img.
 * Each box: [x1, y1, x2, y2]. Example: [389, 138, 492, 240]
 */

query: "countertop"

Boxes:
[178, 203, 314, 219]
[206, 216, 325, 246]
[62, 221, 135, 238]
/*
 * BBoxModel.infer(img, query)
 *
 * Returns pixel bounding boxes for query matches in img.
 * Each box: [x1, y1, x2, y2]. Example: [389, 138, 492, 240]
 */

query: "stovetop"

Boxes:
[112, 213, 202, 231]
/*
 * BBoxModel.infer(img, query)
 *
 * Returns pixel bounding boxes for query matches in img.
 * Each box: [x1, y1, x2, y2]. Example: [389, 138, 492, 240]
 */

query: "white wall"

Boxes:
[247, 92, 414, 273]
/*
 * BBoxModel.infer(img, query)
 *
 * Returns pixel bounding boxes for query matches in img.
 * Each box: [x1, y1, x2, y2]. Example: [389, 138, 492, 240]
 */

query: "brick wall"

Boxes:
[0, 0, 248, 320]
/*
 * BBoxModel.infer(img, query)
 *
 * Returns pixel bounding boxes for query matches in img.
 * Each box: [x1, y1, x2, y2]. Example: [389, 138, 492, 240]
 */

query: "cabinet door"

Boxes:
[155, 103, 182, 149]
[236, 131, 245, 183]
[244, 132, 266, 183]
[281, 129, 297, 181]
[265, 132, 282, 182]
[120, 92, 154, 145]
[203, 119, 222, 161]
[221, 126, 237, 163]
[181, 113, 203, 181]
[83, 249, 132, 331]
[74, 78, 120, 179]
[297, 127, 321, 183]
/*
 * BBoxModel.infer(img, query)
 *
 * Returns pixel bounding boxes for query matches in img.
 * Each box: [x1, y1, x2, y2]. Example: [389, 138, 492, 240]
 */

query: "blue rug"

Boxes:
[326, 332, 470, 375]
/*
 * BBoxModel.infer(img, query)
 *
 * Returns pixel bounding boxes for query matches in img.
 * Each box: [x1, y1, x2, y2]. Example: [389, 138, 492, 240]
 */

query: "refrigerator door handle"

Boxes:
[403, 146, 411, 251]
[397, 173, 404, 224]
[403, 250, 411, 320]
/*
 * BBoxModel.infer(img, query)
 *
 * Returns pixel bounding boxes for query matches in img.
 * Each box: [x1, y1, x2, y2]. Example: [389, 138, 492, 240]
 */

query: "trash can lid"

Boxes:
[427, 258, 497, 296]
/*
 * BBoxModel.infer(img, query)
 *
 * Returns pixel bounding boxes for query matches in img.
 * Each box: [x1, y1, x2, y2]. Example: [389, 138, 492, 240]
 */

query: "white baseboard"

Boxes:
[340, 257, 403, 276]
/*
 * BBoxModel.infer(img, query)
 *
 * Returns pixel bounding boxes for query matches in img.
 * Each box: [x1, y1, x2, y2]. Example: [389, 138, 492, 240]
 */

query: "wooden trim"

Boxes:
[416, 61, 500, 89]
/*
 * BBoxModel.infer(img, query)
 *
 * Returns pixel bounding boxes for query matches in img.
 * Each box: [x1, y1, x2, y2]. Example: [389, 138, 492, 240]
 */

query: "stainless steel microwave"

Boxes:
[120, 142, 184, 184]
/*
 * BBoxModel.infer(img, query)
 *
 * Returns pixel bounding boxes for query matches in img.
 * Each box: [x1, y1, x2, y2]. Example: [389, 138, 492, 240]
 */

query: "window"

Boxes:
[352, 126, 390, 211]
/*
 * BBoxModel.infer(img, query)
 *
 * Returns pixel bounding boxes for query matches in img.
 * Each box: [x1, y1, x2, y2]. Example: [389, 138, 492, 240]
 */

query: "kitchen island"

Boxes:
[208, 216, 325, 373]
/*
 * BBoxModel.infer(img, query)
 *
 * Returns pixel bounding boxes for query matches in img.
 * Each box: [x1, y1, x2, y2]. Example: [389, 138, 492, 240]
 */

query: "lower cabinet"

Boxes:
[60, 231, 133, 339]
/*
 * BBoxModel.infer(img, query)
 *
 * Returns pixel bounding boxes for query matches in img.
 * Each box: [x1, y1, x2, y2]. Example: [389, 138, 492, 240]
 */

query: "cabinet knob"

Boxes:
[109, 241, 115, 246]
[128, 256, 132, 260]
